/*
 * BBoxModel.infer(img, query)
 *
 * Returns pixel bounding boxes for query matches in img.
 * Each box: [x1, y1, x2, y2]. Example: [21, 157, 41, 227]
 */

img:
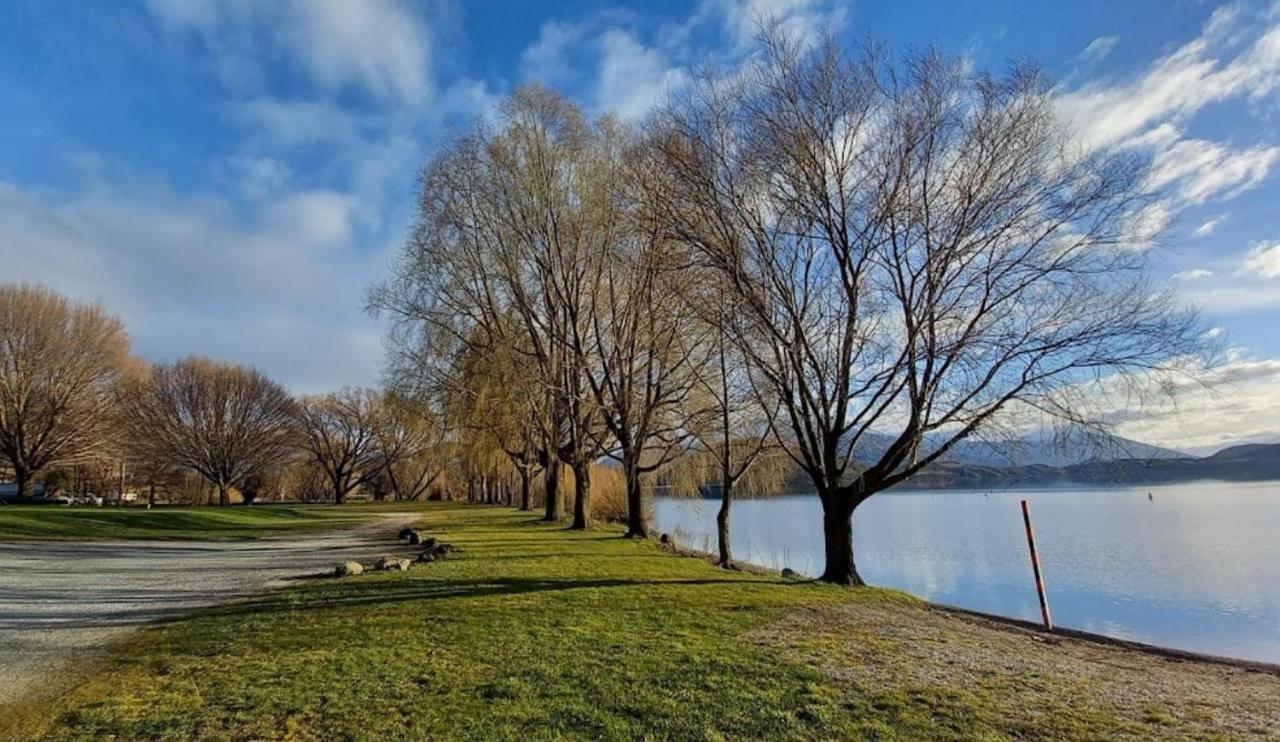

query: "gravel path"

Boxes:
[0, 513, 418, 699]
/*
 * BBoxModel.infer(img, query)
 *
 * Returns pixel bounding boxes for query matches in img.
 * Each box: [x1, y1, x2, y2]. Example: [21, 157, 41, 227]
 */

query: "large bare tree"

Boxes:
[658, 35, 1204, 584]
[0, 284, 130, 498]
[119, 357, 297, 507]
[295, 387, 384, 504]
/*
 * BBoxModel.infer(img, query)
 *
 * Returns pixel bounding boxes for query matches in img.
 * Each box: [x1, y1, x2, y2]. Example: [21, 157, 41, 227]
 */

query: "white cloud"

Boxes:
[1173, 268, 1214, 281]
[1077, 35, 1118, 66]
[517, 0, 850, 122]
[1056, 11, 1280, 149]
[520, 21, 589, 85]
[229, 156, 291, 200]
[0, 172, 387, 392]
[596, 30, 688, 121]
[146, 0, 432, 104]
[280, 0, 431, 104]
[228, 98, 365, 147]
[1111, 357, 1280, 450]
[264, 191, 360, 249]
[1193, 214, 1226, 237]
[1180, 284, 1280, 313]
[1239, 240, 1280, 279]
[1146, 136, 1280, 205]
[698, 0, 849, 52]
[1055, 5, 1280, 220]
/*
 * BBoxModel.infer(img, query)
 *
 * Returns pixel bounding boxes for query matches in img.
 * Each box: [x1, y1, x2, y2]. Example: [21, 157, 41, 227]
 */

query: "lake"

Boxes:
[653, 482, 1280, 664]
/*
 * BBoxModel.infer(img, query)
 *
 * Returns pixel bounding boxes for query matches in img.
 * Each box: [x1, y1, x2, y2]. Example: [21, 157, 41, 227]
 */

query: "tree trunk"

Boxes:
[334, 479, 347, 505]
[819, 498, 863, 585]
[623, 458, 645, 538]
[519, 469, 531, 511]
[543, 459, 562, 522]
[13, 465, 32, 499]
[218, 481, 230, 508]
[716, 478, 733, 568]
[148, 482, 156, 508]
[570, 462, 590, 530]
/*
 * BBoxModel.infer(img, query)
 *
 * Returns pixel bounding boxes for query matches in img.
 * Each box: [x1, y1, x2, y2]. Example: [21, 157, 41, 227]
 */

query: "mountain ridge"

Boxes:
[765, 439, 1279, 493]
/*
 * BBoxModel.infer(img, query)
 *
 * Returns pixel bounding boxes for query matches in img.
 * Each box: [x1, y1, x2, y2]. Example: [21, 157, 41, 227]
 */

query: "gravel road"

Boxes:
[0, 514, 418, 699]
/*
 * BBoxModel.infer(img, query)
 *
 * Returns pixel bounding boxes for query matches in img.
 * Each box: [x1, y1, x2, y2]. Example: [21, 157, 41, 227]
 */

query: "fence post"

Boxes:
[1021, 499, 1052, 631]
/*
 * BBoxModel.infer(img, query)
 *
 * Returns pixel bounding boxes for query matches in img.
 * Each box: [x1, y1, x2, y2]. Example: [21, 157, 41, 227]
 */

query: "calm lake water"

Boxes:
[653, 482, 1280, 663]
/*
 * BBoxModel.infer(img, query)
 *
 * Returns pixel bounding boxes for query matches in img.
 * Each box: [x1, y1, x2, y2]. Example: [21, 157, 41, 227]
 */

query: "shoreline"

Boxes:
[661, 532, 1280, 676]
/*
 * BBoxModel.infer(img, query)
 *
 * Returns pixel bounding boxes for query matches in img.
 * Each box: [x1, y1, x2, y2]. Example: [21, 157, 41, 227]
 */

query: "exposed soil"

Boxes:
[751, 599, 1280, 739]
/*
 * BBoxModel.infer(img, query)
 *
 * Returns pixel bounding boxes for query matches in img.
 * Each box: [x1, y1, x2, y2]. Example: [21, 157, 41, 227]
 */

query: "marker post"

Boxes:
[1021, 499, 1052, 631]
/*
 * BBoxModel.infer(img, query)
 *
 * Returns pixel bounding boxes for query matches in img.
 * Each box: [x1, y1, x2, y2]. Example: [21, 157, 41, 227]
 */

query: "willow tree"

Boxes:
[119, 357, 297, 507]
[658, 35, 1204, 584]
[0, 284, 130, 498]
[456, 341, 545, 511]
[371, 87, 610, 529]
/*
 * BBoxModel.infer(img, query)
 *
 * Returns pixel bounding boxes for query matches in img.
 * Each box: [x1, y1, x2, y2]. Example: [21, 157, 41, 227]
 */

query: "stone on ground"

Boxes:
[335, 561, 364, 577]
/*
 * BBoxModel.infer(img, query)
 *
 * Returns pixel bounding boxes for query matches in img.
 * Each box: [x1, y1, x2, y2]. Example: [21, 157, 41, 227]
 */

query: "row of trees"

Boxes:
[0, 284, 446, 508]
[3, 32, 1205, 584]
[371, 31, 1203, 584]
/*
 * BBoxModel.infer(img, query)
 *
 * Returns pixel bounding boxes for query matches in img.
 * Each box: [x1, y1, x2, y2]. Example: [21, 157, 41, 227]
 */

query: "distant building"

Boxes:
[0, 482, 47, 498]
[0, 481, 71, 504]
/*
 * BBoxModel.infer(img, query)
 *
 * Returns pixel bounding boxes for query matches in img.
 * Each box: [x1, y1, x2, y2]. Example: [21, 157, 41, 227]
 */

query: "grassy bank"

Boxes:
[4, 503, 1276, 740]
[0, 503, 386, 541]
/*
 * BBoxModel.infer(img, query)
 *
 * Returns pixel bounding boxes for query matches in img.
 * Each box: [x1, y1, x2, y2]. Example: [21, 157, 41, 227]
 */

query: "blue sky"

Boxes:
[3, 0, 1280, 451]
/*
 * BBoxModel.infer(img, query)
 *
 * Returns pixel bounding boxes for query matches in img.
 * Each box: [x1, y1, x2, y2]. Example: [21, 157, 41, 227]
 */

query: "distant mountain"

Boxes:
[768, 438, 1275, 493]
[1203, 443, 1280, 462]
[903, 442, 1280, 489]
[933, 433, 1186, 468]
[848, 429, 1186, 470]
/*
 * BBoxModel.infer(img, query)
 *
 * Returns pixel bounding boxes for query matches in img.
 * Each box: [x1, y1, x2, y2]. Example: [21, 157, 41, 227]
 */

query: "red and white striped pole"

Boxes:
[1021, 499, 1052, 631]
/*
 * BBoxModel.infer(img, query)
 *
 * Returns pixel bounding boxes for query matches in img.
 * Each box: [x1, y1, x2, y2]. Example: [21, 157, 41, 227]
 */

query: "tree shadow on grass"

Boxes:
[462, 552, 680, 561]
[160, 576, 758, 626]
[447, 536, 624, 547]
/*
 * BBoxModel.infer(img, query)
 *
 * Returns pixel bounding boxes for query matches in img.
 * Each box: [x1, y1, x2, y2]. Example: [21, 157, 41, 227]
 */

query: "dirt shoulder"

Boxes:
[750, 598, 1280, 739]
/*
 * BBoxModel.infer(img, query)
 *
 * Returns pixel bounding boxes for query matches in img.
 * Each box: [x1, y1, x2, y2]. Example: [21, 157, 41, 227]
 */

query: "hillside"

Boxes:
[906, 442, 1280, 489]
[766, 441, 1280, 493]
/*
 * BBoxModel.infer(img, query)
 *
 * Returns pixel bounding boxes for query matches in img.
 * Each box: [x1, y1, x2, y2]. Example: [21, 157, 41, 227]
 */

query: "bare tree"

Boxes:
[295, 387, 383, 504]
[119, 357, 297, 507]
[372, 391, 448, 501]
[681, 292, 787, 568]
[583, 129, 705, 538]
[0, 284, 130, 498]
[658, 35, 1204, 584]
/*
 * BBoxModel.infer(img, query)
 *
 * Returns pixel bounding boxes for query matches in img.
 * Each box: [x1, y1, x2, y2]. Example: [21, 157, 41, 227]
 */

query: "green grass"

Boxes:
[3, 503, 1261, 740]
[0, 503, 383, 540]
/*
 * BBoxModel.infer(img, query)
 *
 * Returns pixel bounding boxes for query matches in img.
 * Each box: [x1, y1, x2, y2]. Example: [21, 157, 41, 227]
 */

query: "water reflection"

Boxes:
[653, 482, 1280, 662]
